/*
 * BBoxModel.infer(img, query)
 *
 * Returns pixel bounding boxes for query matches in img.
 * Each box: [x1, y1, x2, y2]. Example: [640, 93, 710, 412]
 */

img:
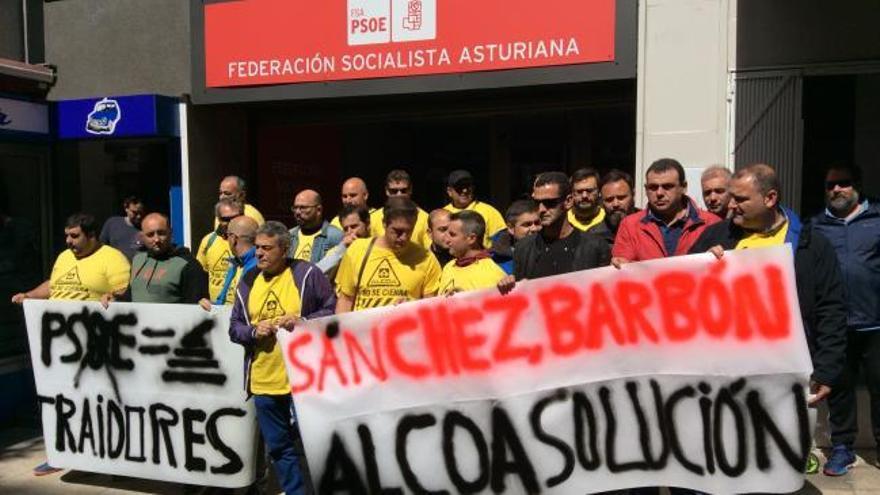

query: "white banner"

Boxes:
[283, 245, 814, 493]
[24, 302, 257, 488]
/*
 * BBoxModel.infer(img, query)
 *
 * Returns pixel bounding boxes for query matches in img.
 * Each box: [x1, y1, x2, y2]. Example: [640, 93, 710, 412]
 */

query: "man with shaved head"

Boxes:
[204, 215, 260, 308]
[216, 175, 265, 226]
[288, 188, 342, 264]
[102, 213, 207, 305]
[331, 177, 376, 231]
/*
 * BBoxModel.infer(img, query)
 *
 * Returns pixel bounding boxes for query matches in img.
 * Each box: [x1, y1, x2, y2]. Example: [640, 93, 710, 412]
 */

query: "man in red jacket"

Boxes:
[611, 158, 718, 267]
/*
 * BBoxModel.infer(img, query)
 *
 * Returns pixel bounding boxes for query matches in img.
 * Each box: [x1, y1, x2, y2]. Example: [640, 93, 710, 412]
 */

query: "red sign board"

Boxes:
[204, 0, 615, 88]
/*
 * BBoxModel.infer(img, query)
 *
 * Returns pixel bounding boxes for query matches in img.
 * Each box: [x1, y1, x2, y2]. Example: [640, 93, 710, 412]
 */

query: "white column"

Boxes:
[634, 0, 737, 206]
[178, 102, 192, 249]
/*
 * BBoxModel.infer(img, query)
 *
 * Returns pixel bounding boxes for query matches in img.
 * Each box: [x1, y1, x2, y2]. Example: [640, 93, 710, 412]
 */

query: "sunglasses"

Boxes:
[646, 183, 679, 192]
[825, 180, 853, 191]
[535, 196, 564, 209]
[218, 214, 241, 223]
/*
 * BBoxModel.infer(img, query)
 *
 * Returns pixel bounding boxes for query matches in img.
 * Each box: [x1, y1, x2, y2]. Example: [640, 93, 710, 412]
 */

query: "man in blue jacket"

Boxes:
[288, 189, 343, 264]
[229, 221, 336, 494]
[811, 163, 880, 476]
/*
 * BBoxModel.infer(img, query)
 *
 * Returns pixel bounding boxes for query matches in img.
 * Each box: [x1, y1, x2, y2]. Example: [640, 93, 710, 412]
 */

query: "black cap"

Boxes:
[447, 169, 474, 187]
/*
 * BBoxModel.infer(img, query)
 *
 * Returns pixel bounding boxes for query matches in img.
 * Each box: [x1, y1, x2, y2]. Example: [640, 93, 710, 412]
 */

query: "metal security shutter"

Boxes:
[734, 70, 804, 213]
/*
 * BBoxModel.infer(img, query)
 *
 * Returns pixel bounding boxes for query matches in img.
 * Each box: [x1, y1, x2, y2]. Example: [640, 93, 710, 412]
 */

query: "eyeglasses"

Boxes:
[534, 196, 564, 209]
[825, 179, 853, 191]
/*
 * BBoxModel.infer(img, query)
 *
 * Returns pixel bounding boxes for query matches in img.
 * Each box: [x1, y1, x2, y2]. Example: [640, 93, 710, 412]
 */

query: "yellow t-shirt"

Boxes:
[369, 207, 432, 250]
[336, 238, 441, 311]
[197, 232, 232, 302]
[568, 208, 606, 232]
[443, 201, 507, 247]
[49, 245, 130, 301]
[247, 268, 300, 395]
[213, 203, 265, 228]
[294, 230, 318, 261]
[439, 257, 506, 296]
[735, 220, 789, 250]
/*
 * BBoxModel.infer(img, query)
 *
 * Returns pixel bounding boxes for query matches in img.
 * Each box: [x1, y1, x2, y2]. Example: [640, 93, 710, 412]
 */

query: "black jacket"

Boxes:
[689, 217, 847, 386]
[514, 230, 611, 280]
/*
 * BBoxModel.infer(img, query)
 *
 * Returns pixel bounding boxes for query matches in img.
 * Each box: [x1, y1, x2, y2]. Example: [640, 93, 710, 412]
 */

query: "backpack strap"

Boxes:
[352, 238, 377, 310]
[202, 232, 218, 255]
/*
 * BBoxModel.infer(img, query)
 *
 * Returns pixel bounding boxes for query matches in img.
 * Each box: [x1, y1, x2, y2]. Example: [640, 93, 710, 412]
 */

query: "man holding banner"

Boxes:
[11, 212, 130, 477]
[101, 213, 207, 306]
[336, 196, 441, 312]
[690, 163, 847, 400]
[438, 210, 507, 296]
[229, 221, 336, 494]
[498, 171, 609, 293]
[612, 158, 718, 266]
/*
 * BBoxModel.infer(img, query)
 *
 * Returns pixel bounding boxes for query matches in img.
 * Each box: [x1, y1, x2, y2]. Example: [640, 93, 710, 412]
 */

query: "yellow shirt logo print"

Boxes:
[212, 249, 231, 272]
[257, 290, 287, 321]
[298, 244, 312, 261]
[57, 266, 83, 286]
[367, 259, 402, 287]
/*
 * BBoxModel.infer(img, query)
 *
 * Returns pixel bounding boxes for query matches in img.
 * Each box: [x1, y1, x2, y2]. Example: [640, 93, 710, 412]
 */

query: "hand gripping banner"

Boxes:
[24, 303, 257, 488]
[283, 245, 814, 494]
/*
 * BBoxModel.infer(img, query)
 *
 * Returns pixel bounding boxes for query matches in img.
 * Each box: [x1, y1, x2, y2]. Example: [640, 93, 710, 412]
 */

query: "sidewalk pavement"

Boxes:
[2, 428, 880, 495]
[0, 428, 270, 494]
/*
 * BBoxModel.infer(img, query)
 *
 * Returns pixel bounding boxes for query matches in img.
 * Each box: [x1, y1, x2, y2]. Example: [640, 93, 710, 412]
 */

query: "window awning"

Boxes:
[0, 57, 55, 84]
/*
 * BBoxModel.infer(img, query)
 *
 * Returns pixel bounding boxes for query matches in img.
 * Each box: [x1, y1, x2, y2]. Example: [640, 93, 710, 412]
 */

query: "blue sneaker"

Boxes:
[33, 461, 63, 476]
[824, 445, 857, 476]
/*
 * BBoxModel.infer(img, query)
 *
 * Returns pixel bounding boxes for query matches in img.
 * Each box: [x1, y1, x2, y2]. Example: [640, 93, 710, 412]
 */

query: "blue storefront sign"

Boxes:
[57, 94, 179, 139]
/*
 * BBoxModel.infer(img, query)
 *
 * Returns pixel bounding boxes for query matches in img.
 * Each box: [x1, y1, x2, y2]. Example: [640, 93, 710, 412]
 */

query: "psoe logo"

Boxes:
[85, 97, 122, 135]
[348, 0, 436, 46]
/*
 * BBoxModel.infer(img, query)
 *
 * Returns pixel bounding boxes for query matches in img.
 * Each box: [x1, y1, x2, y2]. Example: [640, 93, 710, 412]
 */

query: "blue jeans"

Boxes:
[253, 394, 308, 495]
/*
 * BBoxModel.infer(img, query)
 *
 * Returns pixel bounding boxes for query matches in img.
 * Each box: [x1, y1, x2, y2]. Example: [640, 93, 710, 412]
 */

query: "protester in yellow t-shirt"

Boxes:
[443, 169, 506, 247]
[688, 164, 838, 409]
[213, 175, 265, 227]
[336, 197, 441, 312]
[12, 213, 130, 304]
[568, 168, 607, 232]
[228, 221, 335, 494]
[10, 212, 131, 477]
[369, 169, 432, 249]
[198, 199, 242, 302]
[439, 210, 506, 296]
[330, 177, 377, 231]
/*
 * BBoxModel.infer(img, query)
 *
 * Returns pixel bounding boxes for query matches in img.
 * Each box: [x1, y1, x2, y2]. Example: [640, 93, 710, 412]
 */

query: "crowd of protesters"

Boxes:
[9, 158, 879, 492]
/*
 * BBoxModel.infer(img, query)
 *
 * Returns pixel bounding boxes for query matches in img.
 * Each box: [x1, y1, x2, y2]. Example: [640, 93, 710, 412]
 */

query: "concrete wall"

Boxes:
[43, 0, 190, 100]
[634, 0, 736, 204]
[0, 0, 25, 61]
